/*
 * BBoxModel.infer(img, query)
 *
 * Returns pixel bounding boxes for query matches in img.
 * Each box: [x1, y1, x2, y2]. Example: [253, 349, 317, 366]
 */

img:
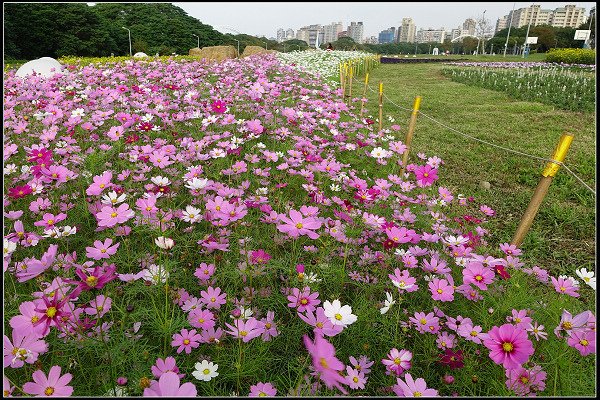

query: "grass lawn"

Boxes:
[351, 62, 596, 273]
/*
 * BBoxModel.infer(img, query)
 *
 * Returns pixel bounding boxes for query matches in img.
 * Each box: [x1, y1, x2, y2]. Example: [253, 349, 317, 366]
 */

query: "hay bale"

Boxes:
[188, 45, 237, 61]
[241, 45, 271, 58]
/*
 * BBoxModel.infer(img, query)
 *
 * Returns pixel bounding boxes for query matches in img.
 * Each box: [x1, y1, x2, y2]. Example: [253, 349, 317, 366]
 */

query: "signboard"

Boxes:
[526, 37, 538, 44]
[574, 30, 591, 40]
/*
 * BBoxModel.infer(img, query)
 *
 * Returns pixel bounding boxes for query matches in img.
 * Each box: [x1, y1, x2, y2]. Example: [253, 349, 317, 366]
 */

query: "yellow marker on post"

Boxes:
[359, 73, 369, 118]
[378, 81, 384, 131]
[511, 133, 574, 247]
[400, 96, 423, 176]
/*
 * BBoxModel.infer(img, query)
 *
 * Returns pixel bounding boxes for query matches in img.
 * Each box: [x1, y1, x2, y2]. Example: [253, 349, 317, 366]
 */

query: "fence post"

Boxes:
[399, 96, 423, 176]
[347, 65, 353, 105]
[378, 81, 383, 131]
[510, 133, 574, 247]
[359, 73, 369, 118]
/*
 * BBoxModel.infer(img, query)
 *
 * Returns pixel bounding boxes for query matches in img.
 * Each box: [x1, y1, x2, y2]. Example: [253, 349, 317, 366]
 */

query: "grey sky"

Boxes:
[174, 2, 595, 39]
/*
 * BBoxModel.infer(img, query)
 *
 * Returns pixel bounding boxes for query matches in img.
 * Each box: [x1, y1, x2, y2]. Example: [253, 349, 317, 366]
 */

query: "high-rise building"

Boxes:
[416, 28, 446, 43]
[462, 18, 477, 35]
[495, 16, 508, 33]
[507, 5, 552, 28]
[285, 28, 295, 40]
[398, 18, 416, 43]
[276, 28, 286, 43]
[364, 36, 378, 44]
[549, 4, 587, 28]
[347, 21, 364, 43]
[296, 24, 323, 47]
[324, 22, 344, 44]
[378, 27, 396, 44]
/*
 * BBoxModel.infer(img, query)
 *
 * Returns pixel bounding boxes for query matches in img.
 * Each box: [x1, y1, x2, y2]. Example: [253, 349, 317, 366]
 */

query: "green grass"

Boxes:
[351, 62, 596, 270]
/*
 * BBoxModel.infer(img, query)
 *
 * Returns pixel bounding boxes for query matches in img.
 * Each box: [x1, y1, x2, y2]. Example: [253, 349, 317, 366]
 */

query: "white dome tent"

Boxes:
[15, 57, 65, 78]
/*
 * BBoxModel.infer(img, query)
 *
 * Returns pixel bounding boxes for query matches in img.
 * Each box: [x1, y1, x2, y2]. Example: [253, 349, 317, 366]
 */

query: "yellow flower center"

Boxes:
[198, 318, 205, 323]
[110, 212, 118, 218]
[562, 322, 573, 330]
[353, 376, 359, 383]
[203, 368, 210, 375]
[334, 313, 343, 321]
[437, 289, 443, 294]
[46, 307, 57, 318]
[580, 339, 589, 346]
[393, 357, 401, 365]
[265, 323, 272, 329]
[414, 392, 422, 397]
[47, 219, 54, 225]
[86, 275, 98, 287]
[240, 330, 248, 336]
[475, 275, 483, 281]
[470, 331, 478, 337]
[300, 298, 308, 305]
[44, 387, 55, 396]
[99, 184, 105, 188]
[210, 297, 216, 302]
[295, 223, 303, 229]
[259, 392, 267, 397]
[183, 339, 190, 345]
[319, 357, 328, 368]
[31, 315, 39, 323]
[423, 173, 429, 177]
[502, 342, 514, 352]
[101, 249, 106, 253]
[515, 318, 521, 323]
[420, 318, 427, 325]
[316, 322, 323, 328]
[520, 376, 529, 384]
[215, 206, 221, 211]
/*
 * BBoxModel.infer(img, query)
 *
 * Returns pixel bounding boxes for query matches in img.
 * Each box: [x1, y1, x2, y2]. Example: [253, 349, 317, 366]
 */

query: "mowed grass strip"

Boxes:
[352, 62, 596, 272]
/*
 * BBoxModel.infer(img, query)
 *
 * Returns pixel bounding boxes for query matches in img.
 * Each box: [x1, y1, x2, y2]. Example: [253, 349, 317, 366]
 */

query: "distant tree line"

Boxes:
[3, 3, 280, 60]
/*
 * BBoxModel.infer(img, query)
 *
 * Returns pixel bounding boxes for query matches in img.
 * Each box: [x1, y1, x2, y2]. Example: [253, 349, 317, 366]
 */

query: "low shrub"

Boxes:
[545, 48, 596, 65]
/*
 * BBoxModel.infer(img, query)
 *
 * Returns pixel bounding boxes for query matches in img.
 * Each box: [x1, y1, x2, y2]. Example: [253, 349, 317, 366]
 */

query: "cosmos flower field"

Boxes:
[3, 52, 596, 397]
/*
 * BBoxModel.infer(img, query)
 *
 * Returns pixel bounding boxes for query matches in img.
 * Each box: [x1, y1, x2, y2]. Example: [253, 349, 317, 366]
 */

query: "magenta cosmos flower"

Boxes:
[287, 286, 320, 313]
[567, 329, 596, 356]
[483, 324, 534, 369]
[392, 373, 438, 397]
[303, 334, 348, 394]
[462, 262, 495, 290]
[171, 328, 202, 354]
[276, 209, 322, 239]
[96, 203, 134, 228]
[143, 371, 197, 397]
[22, 365, 73, 397]
[413, 164, 439, 187]
[428, 278, 455, 302]
[248, 382, 277, 397]
[550, 276, 580, 298]
[381, 348, 412, 376]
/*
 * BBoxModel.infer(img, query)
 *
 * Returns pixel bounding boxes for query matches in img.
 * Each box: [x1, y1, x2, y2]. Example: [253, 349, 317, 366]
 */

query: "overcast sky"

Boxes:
[174, 2, 595, 39]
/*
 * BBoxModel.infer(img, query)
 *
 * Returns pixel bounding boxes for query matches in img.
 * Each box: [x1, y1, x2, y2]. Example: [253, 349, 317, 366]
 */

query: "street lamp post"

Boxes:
[523, 4, 534, 58]
[192, 33, 199, 49]
[262, 41, 268, 50]
[122, 26, 132, 57]
[296, 44, 301, 51]
[477, 10, 487, 55]
[504, 2, 516, 57]
[428, 44, 432, 54]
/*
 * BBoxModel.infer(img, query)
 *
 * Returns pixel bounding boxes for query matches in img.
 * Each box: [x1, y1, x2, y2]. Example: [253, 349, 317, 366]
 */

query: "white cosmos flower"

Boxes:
[4, 239, 17, 256]
[370, 147, 390, 159]
[71, 108, 85, 117]
[61, 226, 77, 236]
[185, 178, 209, 191]
[323, 299, 357, 327]
[380, 292, 396, 315]
[443, 235, 469, 246]
[575, 268, 596, 290]
[151, 176, 170, 186]
[143, 264, 169, 284]
[304, 272, 321, 284]
[181, 205, 202, 223]
[155, 236, 174, 249]
[210, 148, 226, 158]
[192, 361, 219, 382]
[330, 184, 341, 192]
[4, 164, 17, 175]
[101, 191, 127, 205]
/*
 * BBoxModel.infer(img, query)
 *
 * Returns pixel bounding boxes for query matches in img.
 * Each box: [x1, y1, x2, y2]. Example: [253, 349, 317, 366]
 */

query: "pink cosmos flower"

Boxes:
[554, 309, 592, 338]
[151, 357, 184, 379]
[3, 330, 48, 368]
[458, 323, 488, 344]
[199, 286, 227, 309]
[194, 262, 215, 282]
[143, 371, 197, 397]
[258, 311, 279, 341]
[84, 295, 112, 318]
[381, 348, 412, 376]
[211, 100, 228, 114]
[550, 276, 580, 297]
[199, 327, 224, 344]
[566, 330, 596, 356]
[15, 244, 58, 282]
[508, 309, 532, 329]
[225, 317, 263, 343]
[287, 287, 321, 313]
[171, 328, 202, 354]
[429, 278, 454, 302]
[86, 171, 113, 196]
[298, 307, 343, 337]
[8, 185, 32, 199]
[85, 238, 120, 260]
[96, 203, 134, 227]
[9, 301, 48, 336]
[345, 366, 367, 389]
[22, 365, 73, 397]
[484, 324, 534, 369]
[248, 382, 277, 397]
[462, 262, 495, 290]
[3, 375, 14, 396]
[303, 334, 348, 394]
[249, 249, 271, 265]
[187, 308, 215, 330]
[410, 311, 440, 334]
[388, 268, 418, 293]
[436, 331, 457, 349]
[525, 321, 548, 341]
[505, 365, 547, 396]
[33, 213, 67, 229]
[277, 209, 322, 239]
[392, 373, 438, 397]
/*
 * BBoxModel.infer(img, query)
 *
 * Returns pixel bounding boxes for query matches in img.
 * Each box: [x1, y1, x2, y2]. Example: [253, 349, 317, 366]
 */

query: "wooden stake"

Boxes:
[359, 73, 369, 118]
[510, 133, 574, 247]
[347, 66, 353, 105]
[378, 81, 383, 131]
[399, 96, 422, 176]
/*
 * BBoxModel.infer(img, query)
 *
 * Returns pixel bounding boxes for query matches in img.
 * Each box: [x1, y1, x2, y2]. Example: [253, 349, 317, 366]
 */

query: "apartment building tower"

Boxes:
[397, 18, 416, 43]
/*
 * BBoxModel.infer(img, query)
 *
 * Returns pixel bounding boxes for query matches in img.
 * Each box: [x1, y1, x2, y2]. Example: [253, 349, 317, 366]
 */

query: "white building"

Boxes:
[323, 22, 344, 44]
[347, 21, 364, 43]
[416, 28, 446, 43]
[276, 28, 286, 43]
[285, 28, 295, 40]
[398, 18, 416, 43]
[549, 4, 587, 28]
[495, 16, 508, 33]
[297, 24, 324, 47]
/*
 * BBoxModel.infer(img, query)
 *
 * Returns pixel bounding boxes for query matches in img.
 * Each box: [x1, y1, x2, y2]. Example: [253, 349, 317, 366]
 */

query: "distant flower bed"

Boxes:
[442, 64, 595, 112]
[446, 61, 595, 71]
[277, 50, 375, 83]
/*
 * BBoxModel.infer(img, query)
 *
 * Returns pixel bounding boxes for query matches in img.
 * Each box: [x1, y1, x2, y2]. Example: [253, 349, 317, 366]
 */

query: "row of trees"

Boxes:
[4, 3, 283, 60]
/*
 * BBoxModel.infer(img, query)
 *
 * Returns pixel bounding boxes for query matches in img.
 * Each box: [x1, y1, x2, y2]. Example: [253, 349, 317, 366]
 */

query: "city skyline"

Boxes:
[174, 2, 595, 39]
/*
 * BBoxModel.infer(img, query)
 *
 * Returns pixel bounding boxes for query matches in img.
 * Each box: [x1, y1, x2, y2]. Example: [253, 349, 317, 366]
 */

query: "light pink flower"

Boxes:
[22, 365, 73, 397]
[85, 238, 120, 260]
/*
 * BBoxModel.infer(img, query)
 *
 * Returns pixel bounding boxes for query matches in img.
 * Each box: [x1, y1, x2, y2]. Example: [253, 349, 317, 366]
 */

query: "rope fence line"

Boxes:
[351, 75, 596, 196]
